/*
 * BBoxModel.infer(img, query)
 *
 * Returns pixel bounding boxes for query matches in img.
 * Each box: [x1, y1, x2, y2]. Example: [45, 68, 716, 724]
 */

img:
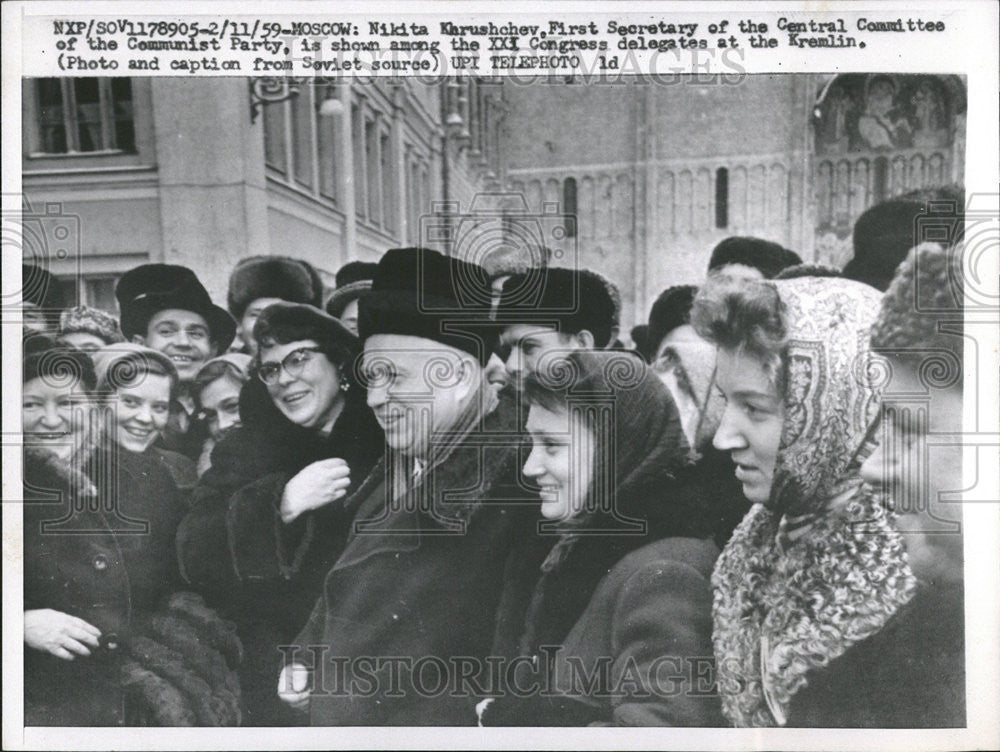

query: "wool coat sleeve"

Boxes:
[598, 558, 721, 727]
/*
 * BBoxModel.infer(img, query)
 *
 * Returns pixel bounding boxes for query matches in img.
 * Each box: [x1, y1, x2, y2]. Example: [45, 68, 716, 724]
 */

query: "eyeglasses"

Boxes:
[255, 347, 323, 385]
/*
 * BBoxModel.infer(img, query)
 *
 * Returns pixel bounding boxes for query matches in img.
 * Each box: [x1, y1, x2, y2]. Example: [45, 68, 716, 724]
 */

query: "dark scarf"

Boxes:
[513, 352, 714, 658]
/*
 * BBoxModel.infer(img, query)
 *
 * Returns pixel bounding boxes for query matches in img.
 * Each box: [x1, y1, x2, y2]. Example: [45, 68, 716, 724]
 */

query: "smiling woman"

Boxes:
[481, 350, 725, 727]
[22, 335, 200, 726]
[176, 302, 384, 725]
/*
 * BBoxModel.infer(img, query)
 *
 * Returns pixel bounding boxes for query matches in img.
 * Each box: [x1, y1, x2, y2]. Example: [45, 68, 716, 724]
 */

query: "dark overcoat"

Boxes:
[292, 390, 537, 726]
[24, 444, 186, 726]
[786, 584, 966, 727]
[175, 379, 383, 725]
[482, 537, 722, 726]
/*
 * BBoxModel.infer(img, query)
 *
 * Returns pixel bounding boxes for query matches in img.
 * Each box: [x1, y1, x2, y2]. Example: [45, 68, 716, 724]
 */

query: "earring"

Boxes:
[340, 381, 350, 393]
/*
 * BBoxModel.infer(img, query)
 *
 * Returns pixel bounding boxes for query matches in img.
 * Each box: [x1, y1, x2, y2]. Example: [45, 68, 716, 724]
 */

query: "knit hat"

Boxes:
[647, 285, 698, 358]
[494, 267, 617, 349]
[871, 241, 964, 365]
[325, 260, 377, 319]
[708, 237, 802, 279]
[22, 332, 97, 392]
[227, 256, 325, 320]
[844, 190, 965, 292]
[91, 342, 180, 395]
[116, 264, 236, 350]
[58, 305, 124, 345]
[358, 247, 497, 365]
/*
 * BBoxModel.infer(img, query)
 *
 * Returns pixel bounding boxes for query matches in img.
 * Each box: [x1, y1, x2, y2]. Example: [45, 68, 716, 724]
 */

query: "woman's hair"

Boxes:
[22, 333, 97, 393]
[192, 359, 244, 401]
[95, 348, 179, 401]
[690, 271, 787, 390]
[253, 303, 358, 387]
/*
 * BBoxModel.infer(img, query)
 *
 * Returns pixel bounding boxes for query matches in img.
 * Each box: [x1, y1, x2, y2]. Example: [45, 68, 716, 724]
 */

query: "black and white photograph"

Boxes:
[3, 2, 998, 750]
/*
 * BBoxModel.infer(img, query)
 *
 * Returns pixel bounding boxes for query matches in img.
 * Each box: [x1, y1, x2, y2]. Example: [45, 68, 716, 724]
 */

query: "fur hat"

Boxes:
[358, 248, 497, 365]
[116, 264, 236, 350]
[494, 267, 617, 348]
[58, 305, 124, 344]
[844, 189, 965, 292]
[871, 241, 964, 364]
[22, 332, 96, 391]
[647, 285, 698, 358]
[227, 256, 325, 319]
[708, 237, 802, 279]
[630, 324, 650, 361]
[325, 260, 377, 318]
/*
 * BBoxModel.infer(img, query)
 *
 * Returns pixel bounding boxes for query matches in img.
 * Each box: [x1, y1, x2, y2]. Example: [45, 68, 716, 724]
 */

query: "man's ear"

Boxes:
[209, 342, 220, 357]
[574, 330, 595, 350]
[454, 353, 480, 400]
[131, 334, 146, 345]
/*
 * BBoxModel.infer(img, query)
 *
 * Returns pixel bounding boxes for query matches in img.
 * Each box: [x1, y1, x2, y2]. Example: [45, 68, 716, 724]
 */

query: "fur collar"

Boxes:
[712, 492, 916, 726]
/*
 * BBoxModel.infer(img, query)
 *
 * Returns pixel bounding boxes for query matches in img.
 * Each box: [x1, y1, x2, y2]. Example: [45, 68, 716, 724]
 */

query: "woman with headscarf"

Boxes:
[479, 350, 724, 726]
[23, 335, 240, 726]
[176, 302, 383, 725]
[690, 273, 916, 727]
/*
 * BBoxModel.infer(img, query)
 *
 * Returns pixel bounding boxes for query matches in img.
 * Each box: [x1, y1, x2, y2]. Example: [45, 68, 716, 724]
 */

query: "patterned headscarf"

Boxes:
[711, 276, 916, 727]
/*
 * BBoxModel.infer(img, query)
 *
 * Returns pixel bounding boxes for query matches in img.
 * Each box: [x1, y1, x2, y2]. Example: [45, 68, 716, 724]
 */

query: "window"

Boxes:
[33, 78, 135, 154]
[715, 167, 729, 229]
[263, 83, 338, 203]
[873, 157, 889, 204]
[352, 103, 366, 218]
[365, 118, 381, 225]
[380, 131, 394, 233]
[563, 177, 578, 238]
[56, 275, 119, 312]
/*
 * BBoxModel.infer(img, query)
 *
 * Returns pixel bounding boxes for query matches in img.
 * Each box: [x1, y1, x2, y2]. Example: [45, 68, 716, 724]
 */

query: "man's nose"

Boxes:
[505, 348, 522, 379]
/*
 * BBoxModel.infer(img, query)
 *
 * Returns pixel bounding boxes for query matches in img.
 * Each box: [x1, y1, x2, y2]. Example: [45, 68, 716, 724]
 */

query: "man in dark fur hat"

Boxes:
[324, 260, 378, 335]
[228, 256, 325, 354]
[279, 247, 537, 725]
[707, 236, 802, 281]
[842, 186, 965, 292]
[493, 266, 618, 390]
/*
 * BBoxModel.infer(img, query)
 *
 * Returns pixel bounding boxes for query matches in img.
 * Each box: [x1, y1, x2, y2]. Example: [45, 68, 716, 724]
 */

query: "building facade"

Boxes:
[20, 76, 504, 309]
[20, 73, 965, 329]
[498, 73, 966, 326]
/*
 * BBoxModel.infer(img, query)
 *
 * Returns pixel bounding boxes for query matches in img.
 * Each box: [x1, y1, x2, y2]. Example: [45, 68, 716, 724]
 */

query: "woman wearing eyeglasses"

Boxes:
[177, 302, 384, 726]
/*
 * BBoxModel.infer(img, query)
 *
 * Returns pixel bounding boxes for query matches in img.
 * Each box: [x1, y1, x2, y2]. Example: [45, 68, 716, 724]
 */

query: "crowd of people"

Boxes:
[19, 188, 967, 727]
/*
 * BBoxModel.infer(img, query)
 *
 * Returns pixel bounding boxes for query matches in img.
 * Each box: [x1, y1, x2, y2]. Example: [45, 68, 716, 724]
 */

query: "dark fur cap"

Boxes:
[227, 256, 324, 319]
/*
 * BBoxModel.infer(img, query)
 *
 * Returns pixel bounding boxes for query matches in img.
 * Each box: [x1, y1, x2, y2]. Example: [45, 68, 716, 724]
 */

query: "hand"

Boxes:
[280, 458, 351, 524]
[24, 609, 101, 661]
[277, 662, 311, 711]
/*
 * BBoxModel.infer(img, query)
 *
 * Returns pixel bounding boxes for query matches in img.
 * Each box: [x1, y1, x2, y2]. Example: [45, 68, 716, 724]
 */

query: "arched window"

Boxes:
[715, 167, 729, 229]
[563, 177, 578, 238]
[873, 156, 889, 204]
